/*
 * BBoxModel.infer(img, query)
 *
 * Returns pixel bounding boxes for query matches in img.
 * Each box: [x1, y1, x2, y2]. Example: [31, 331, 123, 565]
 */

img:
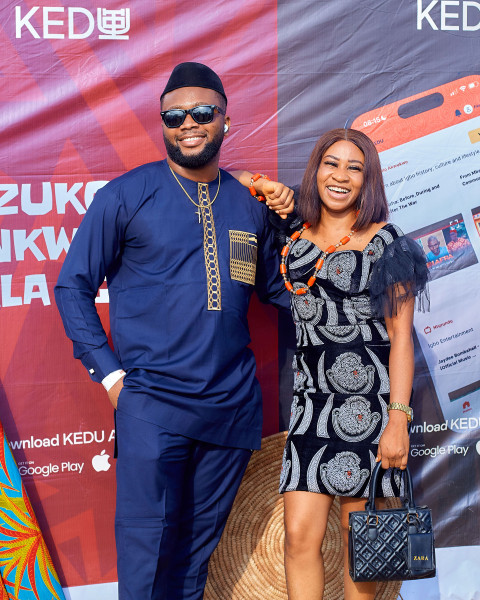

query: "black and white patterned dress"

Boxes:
[279, 223, 428, 498]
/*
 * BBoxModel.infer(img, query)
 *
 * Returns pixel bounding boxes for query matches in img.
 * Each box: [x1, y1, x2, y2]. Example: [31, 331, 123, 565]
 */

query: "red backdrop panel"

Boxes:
[0, 0, 279, 587]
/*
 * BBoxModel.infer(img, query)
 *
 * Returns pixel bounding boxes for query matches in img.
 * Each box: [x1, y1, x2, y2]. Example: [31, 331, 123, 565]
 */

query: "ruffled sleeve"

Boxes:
[369, 230, 430, 318]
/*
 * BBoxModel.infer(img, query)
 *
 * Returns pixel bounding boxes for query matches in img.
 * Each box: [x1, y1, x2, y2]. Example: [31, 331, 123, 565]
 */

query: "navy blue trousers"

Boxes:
[115, 409, 252, 600]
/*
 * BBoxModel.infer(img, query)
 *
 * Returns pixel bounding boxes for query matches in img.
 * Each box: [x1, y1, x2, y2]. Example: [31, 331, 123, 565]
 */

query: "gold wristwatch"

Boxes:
[387, 403, 413, 422]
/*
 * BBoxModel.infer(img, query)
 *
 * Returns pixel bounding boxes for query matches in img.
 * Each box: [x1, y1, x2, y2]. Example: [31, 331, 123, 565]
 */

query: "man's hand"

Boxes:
[107, 376, 125, 409]
[258, 180, 295, 219]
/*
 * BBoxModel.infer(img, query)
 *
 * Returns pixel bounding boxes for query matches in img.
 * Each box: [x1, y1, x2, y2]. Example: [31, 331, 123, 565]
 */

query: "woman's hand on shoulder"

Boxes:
[229, 170, 295, 219]
[376, 411, 409, 470]
[261, 179, 295, 218]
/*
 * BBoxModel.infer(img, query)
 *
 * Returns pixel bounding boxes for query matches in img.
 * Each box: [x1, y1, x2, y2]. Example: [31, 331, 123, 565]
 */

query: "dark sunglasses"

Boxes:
[160, 104, 225, 128]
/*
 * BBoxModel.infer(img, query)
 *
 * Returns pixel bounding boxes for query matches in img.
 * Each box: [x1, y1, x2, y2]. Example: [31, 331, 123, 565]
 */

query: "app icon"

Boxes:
[464, 105, 473, 115]
[468, 128, 480, 144]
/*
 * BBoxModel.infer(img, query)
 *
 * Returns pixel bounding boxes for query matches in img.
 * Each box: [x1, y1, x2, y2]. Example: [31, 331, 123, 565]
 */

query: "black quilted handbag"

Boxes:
[348, 463, 436, 581]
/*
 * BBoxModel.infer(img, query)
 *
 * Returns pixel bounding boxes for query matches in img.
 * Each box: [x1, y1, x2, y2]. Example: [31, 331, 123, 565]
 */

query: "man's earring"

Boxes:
[224, 124, 229, 133]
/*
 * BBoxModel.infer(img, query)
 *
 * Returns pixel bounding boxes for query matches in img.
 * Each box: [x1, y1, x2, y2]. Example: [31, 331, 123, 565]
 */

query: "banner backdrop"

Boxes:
[0, 1, 479, 598]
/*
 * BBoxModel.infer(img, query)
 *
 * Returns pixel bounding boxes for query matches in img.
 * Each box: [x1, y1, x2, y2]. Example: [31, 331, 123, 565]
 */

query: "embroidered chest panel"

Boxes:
[229, 230, 258, 286]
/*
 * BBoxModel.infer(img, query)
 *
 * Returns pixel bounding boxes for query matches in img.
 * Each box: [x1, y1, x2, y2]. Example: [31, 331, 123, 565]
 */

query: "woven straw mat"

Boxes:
[204, 431, 402, 600]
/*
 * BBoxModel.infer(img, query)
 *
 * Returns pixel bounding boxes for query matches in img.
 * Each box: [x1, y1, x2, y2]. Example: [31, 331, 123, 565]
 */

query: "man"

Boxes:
[425, 234, 449, 262]
[55, 62, 292, 599]
[447, 227, 471, 255]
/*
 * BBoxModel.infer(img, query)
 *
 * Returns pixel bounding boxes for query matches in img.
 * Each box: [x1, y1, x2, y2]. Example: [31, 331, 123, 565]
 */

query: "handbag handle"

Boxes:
[365, 462, 416, 512]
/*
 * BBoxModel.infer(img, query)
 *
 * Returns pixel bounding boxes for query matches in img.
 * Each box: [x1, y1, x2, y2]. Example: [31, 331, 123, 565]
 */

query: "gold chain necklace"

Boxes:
[169, 166, 221, 221]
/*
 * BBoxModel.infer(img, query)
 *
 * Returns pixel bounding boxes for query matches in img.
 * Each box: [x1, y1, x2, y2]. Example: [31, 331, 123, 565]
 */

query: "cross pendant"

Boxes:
[196, 208, 201, 223]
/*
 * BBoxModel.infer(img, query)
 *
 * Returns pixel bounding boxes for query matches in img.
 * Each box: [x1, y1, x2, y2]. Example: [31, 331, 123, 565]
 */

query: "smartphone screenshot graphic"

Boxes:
[352, 76, 480, 428]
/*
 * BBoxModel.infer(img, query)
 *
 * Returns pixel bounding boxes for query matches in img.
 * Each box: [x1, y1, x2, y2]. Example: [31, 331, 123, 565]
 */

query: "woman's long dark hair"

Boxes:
[297, 128, 389, 230]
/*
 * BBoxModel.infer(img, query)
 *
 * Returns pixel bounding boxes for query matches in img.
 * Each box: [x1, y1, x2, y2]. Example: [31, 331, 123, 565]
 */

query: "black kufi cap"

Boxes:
[161, 62, 227, 104]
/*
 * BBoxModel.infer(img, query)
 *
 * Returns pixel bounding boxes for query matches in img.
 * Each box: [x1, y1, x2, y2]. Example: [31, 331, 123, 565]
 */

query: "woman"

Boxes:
[242, 128, 428, 600]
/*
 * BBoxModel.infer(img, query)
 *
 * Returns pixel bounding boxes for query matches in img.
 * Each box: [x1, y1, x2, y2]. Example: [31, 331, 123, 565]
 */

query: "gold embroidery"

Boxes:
[199, 183, 221, 310]
[229, 230, 257, 285]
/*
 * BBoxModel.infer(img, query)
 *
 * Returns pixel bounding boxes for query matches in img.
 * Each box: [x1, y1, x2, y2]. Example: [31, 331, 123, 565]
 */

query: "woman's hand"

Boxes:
[380, 290, 415, 471]
[376, 411, 410, 470]
[257, 179, 295, 218]
[229, 170, 295, 219]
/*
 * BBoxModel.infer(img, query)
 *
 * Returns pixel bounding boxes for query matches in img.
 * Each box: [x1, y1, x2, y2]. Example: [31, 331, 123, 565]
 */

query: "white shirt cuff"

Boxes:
[102, 369, 126, 391]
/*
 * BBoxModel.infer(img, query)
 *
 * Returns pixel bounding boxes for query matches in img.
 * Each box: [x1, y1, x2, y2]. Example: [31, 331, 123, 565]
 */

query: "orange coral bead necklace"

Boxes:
[280, 222, 357, 295]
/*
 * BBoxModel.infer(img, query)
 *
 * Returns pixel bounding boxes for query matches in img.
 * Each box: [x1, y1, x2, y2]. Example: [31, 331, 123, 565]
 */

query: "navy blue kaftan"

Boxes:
[55, 160, 289, 450]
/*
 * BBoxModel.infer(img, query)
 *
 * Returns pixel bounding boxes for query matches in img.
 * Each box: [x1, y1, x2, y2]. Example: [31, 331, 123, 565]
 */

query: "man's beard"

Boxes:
[163, 130, 224, 169]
